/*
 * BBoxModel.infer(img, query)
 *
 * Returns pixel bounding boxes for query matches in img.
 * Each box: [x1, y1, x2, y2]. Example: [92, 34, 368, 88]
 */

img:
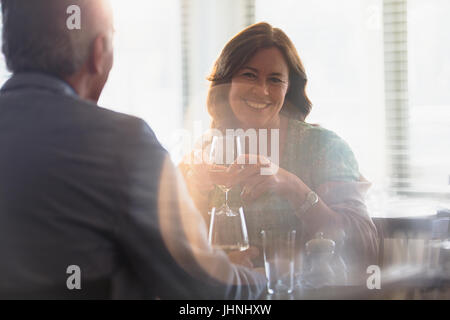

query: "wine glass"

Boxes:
[207, 134, 249, 252]
[208, 135, 243, 217]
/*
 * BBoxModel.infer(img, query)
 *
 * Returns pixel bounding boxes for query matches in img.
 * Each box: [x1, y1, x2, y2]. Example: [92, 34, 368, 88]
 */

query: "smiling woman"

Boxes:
[207, 22, 311, 131]
[180, 22, 380, 283]
[228, 47, 289, 130]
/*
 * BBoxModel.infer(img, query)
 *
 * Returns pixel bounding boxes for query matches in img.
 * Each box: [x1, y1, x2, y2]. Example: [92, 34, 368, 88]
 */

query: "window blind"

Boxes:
[244, 0, 255, 27]
[180, 0, 255, 124]
[383, 0, 411, 193]
[384, 0, 450, 199]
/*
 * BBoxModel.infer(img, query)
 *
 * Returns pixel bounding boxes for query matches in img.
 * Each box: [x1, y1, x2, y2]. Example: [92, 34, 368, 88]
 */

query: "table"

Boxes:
[261, 268, 450, 300]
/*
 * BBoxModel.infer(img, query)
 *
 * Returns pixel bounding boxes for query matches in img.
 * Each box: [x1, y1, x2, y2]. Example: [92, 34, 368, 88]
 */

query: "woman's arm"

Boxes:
[302, 129, 380, 279]
[230, 128, 379, 279]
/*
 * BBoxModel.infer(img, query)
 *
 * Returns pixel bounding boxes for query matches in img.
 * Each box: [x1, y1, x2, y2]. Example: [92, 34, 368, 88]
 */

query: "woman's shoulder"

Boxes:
[287, 118, 359, 174]
[287, 118, 345, 148]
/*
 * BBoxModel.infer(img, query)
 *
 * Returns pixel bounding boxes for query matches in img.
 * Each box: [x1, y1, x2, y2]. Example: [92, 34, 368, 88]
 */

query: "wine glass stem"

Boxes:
[224, 190, 230, 209]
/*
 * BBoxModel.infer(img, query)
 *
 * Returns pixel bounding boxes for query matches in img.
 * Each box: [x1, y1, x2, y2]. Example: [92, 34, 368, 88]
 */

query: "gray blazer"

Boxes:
[0, 73, 264, 299]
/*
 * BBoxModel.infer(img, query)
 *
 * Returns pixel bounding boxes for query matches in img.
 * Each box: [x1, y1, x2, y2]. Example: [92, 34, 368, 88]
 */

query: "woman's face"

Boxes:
[228, 47, 289, 129]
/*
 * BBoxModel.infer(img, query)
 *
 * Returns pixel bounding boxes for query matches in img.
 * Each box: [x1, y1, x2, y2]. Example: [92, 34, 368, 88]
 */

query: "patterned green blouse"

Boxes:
[207, 118, 361, 251]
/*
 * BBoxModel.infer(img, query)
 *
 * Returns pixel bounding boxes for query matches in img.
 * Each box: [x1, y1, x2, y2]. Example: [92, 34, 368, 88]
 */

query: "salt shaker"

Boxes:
[302, 232, 336, 288]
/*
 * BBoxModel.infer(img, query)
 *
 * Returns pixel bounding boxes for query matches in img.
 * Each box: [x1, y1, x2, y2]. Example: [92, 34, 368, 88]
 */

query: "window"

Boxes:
[256, 0, 386, 189]
[255, 0, 450, 216]
[179, 0, 255, 163]
[100, 0, 183, 157]
[408, 0, 450, 195]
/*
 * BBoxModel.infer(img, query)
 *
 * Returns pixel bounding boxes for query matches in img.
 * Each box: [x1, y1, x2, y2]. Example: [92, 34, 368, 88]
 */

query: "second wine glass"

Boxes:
[207, 134, 249, 252]
[208, 135, 243, 217]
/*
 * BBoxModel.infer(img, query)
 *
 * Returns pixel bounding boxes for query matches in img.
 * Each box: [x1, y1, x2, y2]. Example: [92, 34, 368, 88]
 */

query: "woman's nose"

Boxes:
[251, 79, 270, 96]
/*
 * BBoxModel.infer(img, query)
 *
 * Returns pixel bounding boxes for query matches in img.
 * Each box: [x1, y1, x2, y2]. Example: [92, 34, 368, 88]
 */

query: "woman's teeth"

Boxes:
[245, 100, 269, 109]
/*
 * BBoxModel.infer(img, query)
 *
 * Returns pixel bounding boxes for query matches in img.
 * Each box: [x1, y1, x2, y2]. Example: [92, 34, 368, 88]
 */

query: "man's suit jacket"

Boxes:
[0, 73, 264, 299]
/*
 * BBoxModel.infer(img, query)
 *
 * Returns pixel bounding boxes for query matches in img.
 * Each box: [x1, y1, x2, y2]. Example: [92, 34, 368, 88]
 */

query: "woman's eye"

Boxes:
[242, 72, 256, 79]
[270, 77, 282, 83]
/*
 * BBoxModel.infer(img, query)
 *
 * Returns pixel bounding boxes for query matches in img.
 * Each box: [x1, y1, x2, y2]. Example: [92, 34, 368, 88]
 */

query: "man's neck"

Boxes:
[64, 72, 99, 103]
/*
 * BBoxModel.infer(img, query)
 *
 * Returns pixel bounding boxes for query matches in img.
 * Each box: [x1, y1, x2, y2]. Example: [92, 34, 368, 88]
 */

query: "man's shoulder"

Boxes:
[96, 104, 154, 136]
[68, 97, 161, 149]
[1, 82, 164, 155]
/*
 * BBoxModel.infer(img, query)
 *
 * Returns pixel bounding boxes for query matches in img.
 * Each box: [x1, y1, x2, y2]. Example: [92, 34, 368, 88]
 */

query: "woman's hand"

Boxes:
[185, 163, 215, 194]
[179, 151, 216, 214]
[227, 247, 259, 268]
[181, 150, 215, 194]
[227, 154, 310, 206]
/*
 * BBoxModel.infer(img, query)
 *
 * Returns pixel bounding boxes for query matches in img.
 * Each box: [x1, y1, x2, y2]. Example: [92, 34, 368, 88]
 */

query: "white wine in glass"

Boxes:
[208, 206, 249, 252]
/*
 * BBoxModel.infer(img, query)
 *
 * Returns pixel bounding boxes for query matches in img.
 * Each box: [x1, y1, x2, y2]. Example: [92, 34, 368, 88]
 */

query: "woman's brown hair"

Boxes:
[207, 22, 312, 130]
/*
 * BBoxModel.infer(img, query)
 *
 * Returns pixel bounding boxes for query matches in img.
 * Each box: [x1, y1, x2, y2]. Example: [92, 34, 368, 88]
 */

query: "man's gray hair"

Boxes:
[1, 0, 111, 77]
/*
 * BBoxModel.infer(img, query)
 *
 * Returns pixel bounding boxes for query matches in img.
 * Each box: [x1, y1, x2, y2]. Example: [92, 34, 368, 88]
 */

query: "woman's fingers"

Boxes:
[241, 169, 284, 202]
[227, 247, 260, 268]
[241, 174, 266, 199]
[188, 163, 215, 193]
[228, 165, 267, 187]
[243, 179, 274, 202]
[244, 246, 260, 259]
[187, 151, 280, 197]
[228, 154, 270, 172]
[224, 154, 276, 187]
[233, 165, 261, 184]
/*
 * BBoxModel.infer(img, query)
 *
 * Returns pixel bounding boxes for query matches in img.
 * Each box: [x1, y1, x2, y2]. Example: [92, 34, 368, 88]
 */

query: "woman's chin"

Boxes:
[238, 119, 267, 130]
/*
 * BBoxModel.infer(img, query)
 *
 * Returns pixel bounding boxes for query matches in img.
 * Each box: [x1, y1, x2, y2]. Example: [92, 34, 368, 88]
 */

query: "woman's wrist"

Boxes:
[301, 198, 344, 234]
[283, 171, 309, 209]
[282, 173, 343, 231]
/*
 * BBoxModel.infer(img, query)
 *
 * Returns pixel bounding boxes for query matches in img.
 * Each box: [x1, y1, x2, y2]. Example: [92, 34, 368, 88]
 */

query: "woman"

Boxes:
[180, 22, 378, 280]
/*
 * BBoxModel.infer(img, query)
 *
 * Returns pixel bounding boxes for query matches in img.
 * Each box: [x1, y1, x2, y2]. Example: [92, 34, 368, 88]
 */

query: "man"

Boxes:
[0, 0, 264, 299]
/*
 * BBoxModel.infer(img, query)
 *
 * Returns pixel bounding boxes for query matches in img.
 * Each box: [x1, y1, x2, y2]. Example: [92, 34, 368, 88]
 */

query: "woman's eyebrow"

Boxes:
[242, 67, 287, 77]
[269, 72, 286, 77]
[241, 66, 258, 72]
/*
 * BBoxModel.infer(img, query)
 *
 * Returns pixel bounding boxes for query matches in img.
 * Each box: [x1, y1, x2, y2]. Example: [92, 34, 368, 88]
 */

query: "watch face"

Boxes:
[297, 192, 319, 218]
[307, 191, 318, 205]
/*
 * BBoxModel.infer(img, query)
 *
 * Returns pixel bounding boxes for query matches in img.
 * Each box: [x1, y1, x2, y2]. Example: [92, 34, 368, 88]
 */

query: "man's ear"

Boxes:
[89, 34, 107, 74]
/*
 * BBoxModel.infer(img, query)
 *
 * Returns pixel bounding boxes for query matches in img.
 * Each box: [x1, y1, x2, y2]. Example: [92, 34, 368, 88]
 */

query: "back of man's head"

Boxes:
[1, 0, 113, 79]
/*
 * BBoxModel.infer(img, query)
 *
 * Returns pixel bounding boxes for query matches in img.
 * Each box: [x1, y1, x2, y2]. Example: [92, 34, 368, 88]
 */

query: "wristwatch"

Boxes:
[296, 191, 319, 218]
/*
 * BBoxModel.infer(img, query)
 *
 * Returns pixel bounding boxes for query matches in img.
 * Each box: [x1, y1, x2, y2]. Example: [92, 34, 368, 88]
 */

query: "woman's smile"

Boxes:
[243, 99, 271, 110]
